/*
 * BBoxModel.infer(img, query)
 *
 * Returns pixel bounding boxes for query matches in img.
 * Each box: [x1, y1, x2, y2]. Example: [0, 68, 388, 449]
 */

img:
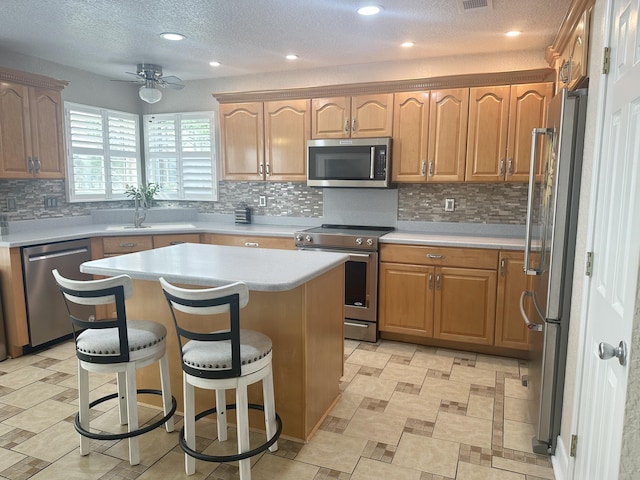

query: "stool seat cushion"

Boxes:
[183, 329, 272, 371]
[76, 320, 167, 357]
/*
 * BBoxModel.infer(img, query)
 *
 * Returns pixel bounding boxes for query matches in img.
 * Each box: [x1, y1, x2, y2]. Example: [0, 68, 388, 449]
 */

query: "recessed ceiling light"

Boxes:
[357, 5, 383, 16]
[209, 61, 221, 67]
[401, 41, 415, 48]
[160, 32, 185, 41]
[286, 54, 298, 60]
[505, 30, 521, 37]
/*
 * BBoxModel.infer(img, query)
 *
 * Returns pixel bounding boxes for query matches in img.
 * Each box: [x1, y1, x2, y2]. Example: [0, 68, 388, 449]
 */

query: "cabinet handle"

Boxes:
[428, 272, 433, 289]
[120, 243, 136, 247]
[34, 157, 41, 173]
[244, 242, 259, 247]
[259, 163, 264, 175]
[169, 241, 185, 245]
[352, 118, 356, 132]
[499, 159, 505, 176]
[427, 254, 446, 260]
[500, 258, 506, 276]
[507, 158, 513, 176]
[27, 157, 34, 173]
[436, 273, 441, 290]
[421, 160, 426, 176]
[428, 160, 434, 177]
[265, 163, 270, 176]
[344, 119, 349, 132]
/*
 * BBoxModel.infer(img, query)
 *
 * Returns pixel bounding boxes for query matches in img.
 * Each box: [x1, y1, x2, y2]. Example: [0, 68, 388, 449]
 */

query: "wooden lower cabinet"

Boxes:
[495, 251, 531, 350]
[152, 233, 201, 249]
[202, 233, 294, 250]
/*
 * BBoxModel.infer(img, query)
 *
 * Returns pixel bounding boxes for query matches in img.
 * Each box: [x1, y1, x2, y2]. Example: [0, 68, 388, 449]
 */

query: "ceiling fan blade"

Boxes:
[161, 82, 185, 90]
[111, 79, 145, 84]
[159, 75, 183, 84]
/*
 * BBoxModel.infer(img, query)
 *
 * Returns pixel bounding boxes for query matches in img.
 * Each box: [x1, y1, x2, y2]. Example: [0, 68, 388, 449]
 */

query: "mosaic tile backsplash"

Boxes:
[0, 179, 527, 225]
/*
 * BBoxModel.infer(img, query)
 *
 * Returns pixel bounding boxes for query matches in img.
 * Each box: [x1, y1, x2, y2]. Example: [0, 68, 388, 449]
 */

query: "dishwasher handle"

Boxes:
[27, 247, 90, 262]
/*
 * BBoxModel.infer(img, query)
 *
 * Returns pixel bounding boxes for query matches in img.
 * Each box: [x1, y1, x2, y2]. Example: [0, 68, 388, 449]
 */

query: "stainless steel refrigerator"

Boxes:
[522, 87, 588, 455]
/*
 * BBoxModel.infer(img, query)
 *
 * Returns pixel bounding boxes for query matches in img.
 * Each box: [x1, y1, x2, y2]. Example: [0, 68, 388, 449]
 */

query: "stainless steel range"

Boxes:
[294, 224, 394, 342]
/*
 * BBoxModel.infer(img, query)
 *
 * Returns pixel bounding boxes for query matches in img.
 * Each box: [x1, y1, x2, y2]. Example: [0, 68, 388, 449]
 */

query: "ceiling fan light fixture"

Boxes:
[139, 82, 162, 104]
[160, 32, 185, 41]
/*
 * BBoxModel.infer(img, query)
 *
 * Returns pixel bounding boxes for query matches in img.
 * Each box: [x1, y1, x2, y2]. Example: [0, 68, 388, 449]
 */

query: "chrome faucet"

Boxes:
[133, 194, 147, 228]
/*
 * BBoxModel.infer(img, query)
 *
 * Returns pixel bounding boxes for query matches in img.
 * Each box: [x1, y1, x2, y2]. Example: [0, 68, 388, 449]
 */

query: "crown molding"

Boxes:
[212, 68, 556, 104]
[546, 0, 594, 66]
[0, 66, 68, 91]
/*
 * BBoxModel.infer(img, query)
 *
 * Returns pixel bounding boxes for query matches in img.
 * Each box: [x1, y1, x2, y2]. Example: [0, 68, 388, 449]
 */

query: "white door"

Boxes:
[574, 0, 640, 478]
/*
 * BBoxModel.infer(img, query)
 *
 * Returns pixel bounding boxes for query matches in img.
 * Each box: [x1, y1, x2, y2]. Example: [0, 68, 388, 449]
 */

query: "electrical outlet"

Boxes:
[44, 197, 58, 209]
[444, 198, 455, 212]
[6, 197, 17, 211]
[259, 195, 267, 207]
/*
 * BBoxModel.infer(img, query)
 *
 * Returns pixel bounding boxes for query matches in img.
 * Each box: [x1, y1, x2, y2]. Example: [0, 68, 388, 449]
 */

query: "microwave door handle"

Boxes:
[524, 128, 553, 275]
[370, 147, 375, 179]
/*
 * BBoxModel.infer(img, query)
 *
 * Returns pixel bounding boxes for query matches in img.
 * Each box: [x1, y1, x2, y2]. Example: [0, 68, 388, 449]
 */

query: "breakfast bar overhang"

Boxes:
[80, 243, 348, 442]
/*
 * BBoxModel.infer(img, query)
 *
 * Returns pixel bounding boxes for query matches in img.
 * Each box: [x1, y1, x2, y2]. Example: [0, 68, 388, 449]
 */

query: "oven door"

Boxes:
[298, 247, 378, 342]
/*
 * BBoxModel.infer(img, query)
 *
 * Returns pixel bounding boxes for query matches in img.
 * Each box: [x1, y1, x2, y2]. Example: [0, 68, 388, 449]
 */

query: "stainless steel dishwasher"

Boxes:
[22, 239, 94, 347]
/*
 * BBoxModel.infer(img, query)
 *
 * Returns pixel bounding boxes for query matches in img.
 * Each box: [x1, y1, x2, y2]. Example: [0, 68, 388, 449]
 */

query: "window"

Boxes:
[64, 103, 141, 202]
[144, 112, 217, 201]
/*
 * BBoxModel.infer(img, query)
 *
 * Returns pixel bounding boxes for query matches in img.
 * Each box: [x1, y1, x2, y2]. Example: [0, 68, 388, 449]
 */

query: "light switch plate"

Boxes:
[444, 198, 455, 212]
[259, 195, 267, 207]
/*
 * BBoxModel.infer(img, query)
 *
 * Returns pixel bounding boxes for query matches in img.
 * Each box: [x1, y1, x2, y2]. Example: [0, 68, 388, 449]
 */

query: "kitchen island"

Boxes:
[80, 243, 348, 442]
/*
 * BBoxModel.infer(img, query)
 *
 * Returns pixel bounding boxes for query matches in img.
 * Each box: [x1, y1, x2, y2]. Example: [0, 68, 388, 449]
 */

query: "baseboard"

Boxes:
[552, 435, 571, 480]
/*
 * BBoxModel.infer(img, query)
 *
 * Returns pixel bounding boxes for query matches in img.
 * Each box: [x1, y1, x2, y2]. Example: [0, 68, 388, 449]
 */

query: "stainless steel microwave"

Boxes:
[307, 137, 392, 188]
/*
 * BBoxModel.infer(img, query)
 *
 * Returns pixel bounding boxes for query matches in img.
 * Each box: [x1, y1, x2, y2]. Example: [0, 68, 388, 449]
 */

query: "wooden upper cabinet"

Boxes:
[0, 81, 65, 179]
[427, 88, 469, 182]
[466, 85, 510, 182]
[311, 94, 392, 139]
[220, 102, 264, 180]
[466, 82, 553, 182]
[507, 83, 553, 182]
[392, 91, 430, 182]
[495, 251, 531, 350]
[264, 99, 310, 181]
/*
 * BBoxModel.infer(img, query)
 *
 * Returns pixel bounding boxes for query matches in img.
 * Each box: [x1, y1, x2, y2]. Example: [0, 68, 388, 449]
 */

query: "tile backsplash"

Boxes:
[0, 179, 527, 225]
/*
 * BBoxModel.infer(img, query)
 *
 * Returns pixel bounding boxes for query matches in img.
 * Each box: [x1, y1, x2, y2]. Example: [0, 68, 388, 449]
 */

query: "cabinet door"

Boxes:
[311, 97, 350, 138]
[152, 234, 201, 249]
[351, 93, 393, 138]
[379, 263, 434, 337]
[102, 236, 153, 256]
[506, 83, 553, 182]
[29, 87, 65, 178]
[433, 267, 496, 345]
[0, 82, 32, 178]
[220, 102, 264, 180]
[465, 85, 510, 182]
[427, 88, 469, 182]
[392, 91, 430, 182]
[203, 233, 294, 250]
[495, 251, 531, 350]
[264, 99, 310, 181]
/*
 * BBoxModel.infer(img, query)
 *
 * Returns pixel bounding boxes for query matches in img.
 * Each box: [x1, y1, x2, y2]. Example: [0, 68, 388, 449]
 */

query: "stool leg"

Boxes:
[183, 375, 196, 475]
[158, 352, 174, 433]
[116, 371, 127, 425]
[236, 382, 251, 480]
[77, 361, 90, 456]
[215, 389, 227, 441]
[125, 363, 140, 466]
[262, 363, 278, 453]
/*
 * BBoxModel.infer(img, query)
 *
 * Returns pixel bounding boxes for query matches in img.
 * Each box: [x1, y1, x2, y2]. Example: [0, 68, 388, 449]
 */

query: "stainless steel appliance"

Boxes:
[22, 239, 94, 347]
[295, 224, 394, 342]
[522, 88, 587, 455]
[307, 138, 392, 188]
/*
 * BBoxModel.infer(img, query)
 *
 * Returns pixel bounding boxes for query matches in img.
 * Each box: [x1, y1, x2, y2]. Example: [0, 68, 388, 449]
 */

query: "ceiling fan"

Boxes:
[116, 63, 185, 104]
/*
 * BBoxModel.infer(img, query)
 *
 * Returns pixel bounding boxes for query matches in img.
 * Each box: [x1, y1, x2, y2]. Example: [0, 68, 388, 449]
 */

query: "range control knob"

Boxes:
[366, 238, 374, 246]
[355, 237, 363, 245]
[305, 235, 313, 243]
[295, 234, 303, 242]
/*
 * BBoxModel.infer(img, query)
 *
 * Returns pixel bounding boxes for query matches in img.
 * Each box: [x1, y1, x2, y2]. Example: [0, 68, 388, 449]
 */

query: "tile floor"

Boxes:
[0, 338, 555, 480]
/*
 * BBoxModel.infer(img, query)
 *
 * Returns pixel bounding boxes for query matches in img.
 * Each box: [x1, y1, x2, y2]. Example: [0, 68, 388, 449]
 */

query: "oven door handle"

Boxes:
[297, 247, 373, 259]
[345, 321, 369, 328]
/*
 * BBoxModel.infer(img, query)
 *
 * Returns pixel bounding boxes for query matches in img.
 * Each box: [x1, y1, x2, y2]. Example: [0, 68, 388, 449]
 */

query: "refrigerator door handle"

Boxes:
[520, 290, 544, 331]
[524, 127, 554, 275]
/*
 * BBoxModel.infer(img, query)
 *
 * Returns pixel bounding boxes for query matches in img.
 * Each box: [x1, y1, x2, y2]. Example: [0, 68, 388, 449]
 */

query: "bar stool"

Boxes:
[159, 277, 282, 478]
[52, 269, 176, 466]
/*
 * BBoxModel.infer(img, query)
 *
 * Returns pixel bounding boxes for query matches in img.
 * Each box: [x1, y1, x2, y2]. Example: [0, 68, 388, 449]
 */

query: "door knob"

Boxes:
[598, 341, 627, 366]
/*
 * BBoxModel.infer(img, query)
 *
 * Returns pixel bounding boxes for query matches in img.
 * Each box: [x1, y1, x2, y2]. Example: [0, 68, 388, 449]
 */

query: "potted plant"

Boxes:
[124, 182, 160, 207]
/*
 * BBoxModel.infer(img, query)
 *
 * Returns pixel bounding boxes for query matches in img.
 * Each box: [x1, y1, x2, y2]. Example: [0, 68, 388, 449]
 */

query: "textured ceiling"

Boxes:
[1, 0, 570, 82]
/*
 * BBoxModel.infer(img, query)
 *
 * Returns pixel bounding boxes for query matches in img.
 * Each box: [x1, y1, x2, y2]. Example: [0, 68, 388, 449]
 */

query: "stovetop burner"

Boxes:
[294, 224, 394, 251]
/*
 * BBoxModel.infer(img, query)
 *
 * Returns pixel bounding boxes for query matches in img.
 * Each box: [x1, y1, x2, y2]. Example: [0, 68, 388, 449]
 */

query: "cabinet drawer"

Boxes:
[152, 234, 201, 249]
[103, 236, 153, 254]
[380, 244, 498, 269]
[202, 233, 294, 250]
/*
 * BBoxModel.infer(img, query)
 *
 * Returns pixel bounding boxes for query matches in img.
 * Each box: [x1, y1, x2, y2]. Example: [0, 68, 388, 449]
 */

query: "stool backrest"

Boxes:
[159, 277, 248, 379]
[52, 269, 133, 363]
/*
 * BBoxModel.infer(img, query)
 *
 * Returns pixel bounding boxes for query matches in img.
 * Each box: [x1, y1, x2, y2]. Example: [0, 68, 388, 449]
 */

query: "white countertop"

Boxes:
[380, 232, 526, 250]
[80, 243, 349, 292]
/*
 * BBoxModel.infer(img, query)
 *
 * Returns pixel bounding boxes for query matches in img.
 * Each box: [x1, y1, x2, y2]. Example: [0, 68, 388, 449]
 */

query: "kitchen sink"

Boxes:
[105, 223, 197, 231]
